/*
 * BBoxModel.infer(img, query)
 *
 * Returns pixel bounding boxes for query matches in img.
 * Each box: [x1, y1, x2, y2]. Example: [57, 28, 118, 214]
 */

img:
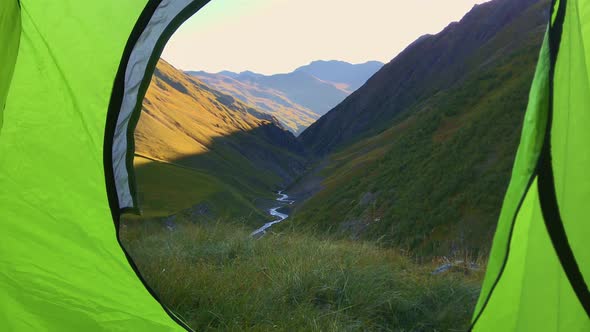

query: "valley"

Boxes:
[120, 0, 550, 330]
[132, 59, 307, 222]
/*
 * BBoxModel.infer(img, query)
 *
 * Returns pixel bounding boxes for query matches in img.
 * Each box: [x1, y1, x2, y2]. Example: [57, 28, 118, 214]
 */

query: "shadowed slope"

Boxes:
[300, 0, 545, 155]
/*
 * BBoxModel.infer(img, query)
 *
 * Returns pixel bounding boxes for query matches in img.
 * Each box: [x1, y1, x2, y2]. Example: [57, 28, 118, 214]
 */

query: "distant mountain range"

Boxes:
[295, 60, 384, 93]
[188, 60, 383, 134]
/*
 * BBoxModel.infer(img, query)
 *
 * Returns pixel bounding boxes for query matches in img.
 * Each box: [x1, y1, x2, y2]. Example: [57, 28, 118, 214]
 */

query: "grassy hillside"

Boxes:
[290, 0, 548, 256]
[133, 60, 307, 221]
[122, 217, 482, 331]
[299, 0, 547, 155]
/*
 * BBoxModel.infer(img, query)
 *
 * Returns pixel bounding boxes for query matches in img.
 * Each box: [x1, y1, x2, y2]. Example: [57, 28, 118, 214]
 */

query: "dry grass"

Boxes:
[121, 217, 482, 331]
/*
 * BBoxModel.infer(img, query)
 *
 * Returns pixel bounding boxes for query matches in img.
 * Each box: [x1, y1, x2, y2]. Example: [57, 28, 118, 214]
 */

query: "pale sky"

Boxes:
[162, 0, 490, 75]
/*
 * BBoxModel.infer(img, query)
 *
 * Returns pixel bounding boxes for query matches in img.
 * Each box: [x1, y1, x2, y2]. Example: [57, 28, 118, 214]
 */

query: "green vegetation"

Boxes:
[291, 47, 539, 255]
[122, 217, 482, 331]
[133, 156, 268, 220]
[290, 3, 547, 256]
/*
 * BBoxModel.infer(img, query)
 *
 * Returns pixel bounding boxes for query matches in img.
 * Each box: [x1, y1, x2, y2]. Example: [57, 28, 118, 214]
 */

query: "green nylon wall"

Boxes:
[0, 1, 183, 330]
[471, 0, 590, 330]
[551, 0, 590, 287]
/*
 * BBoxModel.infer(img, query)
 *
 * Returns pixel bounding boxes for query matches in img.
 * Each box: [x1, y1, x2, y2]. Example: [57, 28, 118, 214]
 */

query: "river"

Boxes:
[251, 191, 294, 237]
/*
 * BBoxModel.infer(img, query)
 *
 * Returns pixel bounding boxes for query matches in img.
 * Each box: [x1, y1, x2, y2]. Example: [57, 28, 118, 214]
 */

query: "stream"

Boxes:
[251, 191, 294, 237]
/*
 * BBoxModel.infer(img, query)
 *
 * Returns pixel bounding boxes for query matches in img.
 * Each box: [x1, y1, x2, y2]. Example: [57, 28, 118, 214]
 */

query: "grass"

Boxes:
[133, 156, 269, 221]
[121, 217, 483, 331]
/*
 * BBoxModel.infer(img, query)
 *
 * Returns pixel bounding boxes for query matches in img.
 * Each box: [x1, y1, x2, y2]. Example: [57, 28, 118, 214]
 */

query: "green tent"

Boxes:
[0, 0, 588, 331]
[469, 0, 590, 330]
[0, 0, 209, 330]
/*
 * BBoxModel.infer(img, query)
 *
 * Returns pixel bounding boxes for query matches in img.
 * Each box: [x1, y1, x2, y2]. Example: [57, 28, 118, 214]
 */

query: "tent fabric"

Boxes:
[112, 0, 194, 210]
[0, 0, 20, 128]
[471, 0, 590, 330]
[1, 0, 589, 330]
[0, 0, 207, 330]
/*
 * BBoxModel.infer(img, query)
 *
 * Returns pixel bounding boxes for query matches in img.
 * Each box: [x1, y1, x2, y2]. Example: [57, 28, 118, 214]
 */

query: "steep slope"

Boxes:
[300, 0, 545, 155]
[134, 60, 307, 220]
[295, 60, 384, 93]
[290, 0, 549, 255]
[189, 61, 383, 134]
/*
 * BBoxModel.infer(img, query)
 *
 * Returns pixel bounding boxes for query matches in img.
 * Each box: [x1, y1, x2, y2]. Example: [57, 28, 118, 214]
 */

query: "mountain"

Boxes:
[133, 59, 307, 220]
[299, 0, 546, 155]
[234, 70, 350, 115]
[187, 71, 319, 135]
[290, 0, 549, 255]
[189, 61, 383, 134]
[295, 60, 384, 92]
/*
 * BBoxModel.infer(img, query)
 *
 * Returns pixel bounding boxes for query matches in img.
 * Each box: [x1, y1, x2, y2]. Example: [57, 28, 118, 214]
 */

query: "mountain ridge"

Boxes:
[195, 60, 384, 80]
[299, 0, 545, 155]
[188, 60, 383, 134]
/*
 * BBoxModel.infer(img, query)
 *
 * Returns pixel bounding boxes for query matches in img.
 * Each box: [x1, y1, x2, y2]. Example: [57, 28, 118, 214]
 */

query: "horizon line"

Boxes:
[168, 58, 386, 76]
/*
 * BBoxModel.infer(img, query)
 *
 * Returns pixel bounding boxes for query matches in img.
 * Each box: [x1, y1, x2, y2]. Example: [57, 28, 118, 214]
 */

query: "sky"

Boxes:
[162, 0, 490, 75]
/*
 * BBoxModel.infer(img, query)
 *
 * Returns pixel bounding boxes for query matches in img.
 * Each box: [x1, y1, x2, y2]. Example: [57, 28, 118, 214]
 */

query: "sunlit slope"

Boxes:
[137, 60, 281, 159]
[291, 0, 549, 255]
[134, 60, 306, 218]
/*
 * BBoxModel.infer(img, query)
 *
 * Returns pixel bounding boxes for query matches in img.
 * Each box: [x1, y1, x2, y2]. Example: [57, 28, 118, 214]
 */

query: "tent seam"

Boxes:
[538, 0, 590, 317]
